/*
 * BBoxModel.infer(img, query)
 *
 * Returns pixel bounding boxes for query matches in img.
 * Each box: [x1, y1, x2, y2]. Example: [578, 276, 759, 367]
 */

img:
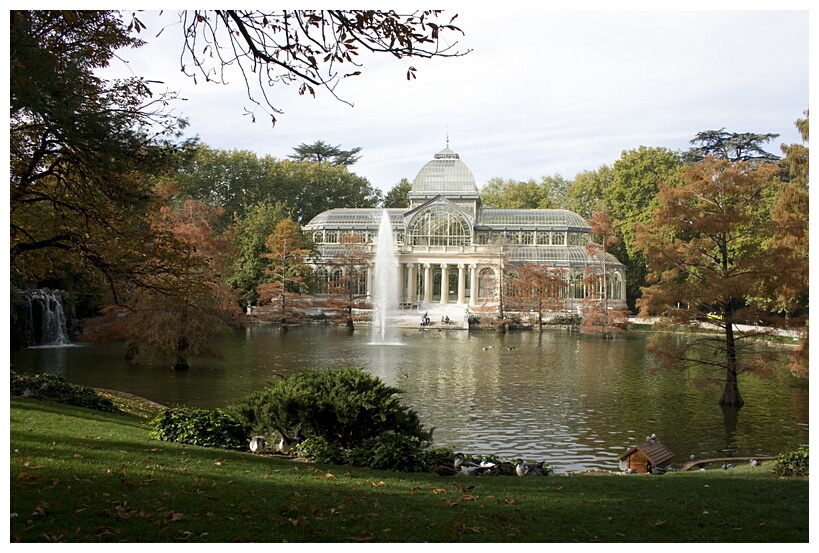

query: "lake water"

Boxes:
[12, 324, 809, 473]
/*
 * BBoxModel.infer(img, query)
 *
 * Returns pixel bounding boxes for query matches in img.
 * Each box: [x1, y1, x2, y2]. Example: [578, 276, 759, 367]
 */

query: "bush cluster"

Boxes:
[772, 446, 809, 476]
[10, 371, 120, 414]
[296, 434, 455, 473]
[230, 367, 432, 449]
[149, 407, 248, 450]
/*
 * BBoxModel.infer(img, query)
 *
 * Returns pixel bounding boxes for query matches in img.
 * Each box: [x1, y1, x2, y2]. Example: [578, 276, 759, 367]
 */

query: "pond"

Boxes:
[11, 324, 809, 474]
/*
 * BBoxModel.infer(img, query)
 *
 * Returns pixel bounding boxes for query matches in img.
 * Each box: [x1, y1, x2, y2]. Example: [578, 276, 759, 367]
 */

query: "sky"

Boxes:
[104, 5, 810, 195]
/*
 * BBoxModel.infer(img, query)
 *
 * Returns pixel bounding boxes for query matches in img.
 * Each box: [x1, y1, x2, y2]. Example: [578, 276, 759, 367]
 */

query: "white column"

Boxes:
[440, 264, 449, 304]
[423, 264, 433, 303]
[409, 263, 417, 302]
[396, 261, 404, 303]
[457, 263, 466, 304]
[469, 264, 477, 305]
[366, 263, 373, 300]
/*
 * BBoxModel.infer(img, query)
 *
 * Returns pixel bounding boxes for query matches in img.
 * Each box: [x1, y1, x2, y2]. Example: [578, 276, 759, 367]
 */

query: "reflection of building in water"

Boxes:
[303, 145, 626, 311]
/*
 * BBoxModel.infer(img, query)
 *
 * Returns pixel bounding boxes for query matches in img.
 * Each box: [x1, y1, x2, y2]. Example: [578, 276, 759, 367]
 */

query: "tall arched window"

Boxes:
[407, 206, 471, 247]
[478, 268, 496, 300]
[610, 271, 623, 300]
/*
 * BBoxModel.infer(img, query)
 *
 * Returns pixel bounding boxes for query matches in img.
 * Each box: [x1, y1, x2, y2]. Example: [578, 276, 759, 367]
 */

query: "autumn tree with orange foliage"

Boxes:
[85, 198, 243, 369]
[771, 113, 809, 377]
[636, 157, 792, 406]
[258, 219, 313, 330]
[580, 209, 631, 338]
[324, 232, 371, 331]
[507, 263, 566, 330]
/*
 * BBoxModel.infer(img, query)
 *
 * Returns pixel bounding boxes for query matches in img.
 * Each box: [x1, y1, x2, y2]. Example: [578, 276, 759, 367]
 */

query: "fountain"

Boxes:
[25, 289, 70, 347]
[370, 210, 401, 344]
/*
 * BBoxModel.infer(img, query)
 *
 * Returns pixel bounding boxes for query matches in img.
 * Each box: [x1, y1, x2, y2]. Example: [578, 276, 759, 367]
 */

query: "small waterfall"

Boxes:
[26, 290, 70, 346]
[371, 210, 400, 344]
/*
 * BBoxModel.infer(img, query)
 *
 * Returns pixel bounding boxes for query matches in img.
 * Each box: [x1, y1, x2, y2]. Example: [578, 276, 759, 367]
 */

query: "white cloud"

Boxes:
[107, 8, 810, 193]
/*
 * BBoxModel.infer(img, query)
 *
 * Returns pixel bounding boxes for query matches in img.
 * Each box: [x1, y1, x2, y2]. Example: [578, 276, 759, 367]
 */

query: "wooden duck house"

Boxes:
[617, 436, 674, 473]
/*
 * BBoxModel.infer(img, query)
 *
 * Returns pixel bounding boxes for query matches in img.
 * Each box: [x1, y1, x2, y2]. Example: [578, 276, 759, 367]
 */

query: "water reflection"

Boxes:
[11, 325, 808, 473]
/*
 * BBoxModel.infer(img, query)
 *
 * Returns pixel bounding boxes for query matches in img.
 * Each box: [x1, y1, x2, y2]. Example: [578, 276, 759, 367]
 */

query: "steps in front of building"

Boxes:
[393, 302, 473, 329]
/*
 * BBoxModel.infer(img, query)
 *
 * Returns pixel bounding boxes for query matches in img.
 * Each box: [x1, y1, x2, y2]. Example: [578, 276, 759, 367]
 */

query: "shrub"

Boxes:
[149, 407, 248, 450]
[772, 446, 809, 477]
[346, 431, 429, 472]
[423, 446, 457, 470]
[296, 436, 344, 464]
[229, 368, 432, 449]
[10, 371, 119, 414]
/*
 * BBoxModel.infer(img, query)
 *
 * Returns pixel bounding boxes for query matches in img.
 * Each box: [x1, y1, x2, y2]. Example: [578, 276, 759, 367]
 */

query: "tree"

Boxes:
[324, 233, 371, 330]
[383, 178, 412, 208]
[169, 144, 278, 222]
[507, 264, 567, 330]
[480, 175, 569, 209]
[83, 199, 243, 369]
[10, 11, 182, 295]
[580, 209, 630, 338]
[636, 157, 789, 406]
[564, 165, 612, 219]
[771, 113, 809, 377]
[170, 146, 382, 225]
[258, 219, 313, 330]
[682, 128, 780, 164]
[289, 140, 362, 166]
[172, 10, 469, 124]
[228, 201, 290, 306]
[274, 160, 382, 225]
[605, 146, 683, 308]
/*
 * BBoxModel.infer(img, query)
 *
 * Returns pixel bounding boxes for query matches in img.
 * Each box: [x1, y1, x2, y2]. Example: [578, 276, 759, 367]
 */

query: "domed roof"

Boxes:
[410, 147, 479, 197]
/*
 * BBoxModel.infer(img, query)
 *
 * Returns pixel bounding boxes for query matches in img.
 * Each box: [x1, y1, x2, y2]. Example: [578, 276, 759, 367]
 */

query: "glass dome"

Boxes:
[409, 147, 480, 197]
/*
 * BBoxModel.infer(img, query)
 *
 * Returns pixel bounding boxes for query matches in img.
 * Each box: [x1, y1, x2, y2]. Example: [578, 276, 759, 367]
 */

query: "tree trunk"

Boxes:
[719, 323, 744, 406]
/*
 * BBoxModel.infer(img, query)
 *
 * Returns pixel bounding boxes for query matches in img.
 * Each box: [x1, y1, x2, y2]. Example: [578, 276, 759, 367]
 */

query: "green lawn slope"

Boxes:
[10, 397, 808, 542]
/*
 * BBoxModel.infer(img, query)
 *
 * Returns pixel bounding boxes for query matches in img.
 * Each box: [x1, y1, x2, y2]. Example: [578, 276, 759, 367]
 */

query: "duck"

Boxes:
[277, 436, 295, 454]
[249, 436, 267, 453]
[434, 465, 458, 476]
[515, 459, 543, 476]
[454, 453, 496, 476]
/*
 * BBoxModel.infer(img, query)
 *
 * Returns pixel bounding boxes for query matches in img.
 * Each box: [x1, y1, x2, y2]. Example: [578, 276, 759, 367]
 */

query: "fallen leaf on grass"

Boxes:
[32, 501, 48, 516]
[449, 481, 474, 493]
[350, 533, 375, 541]
[431, 488, 448, 494]
[503, 498, 518, 505]
[371, 481, 385, 487]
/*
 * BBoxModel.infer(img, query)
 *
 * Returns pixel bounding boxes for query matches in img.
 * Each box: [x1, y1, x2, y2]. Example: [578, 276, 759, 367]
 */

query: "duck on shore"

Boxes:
[454, 453, 496, 476]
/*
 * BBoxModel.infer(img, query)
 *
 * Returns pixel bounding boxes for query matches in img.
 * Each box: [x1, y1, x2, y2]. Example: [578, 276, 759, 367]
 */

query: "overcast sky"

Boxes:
[108, 6, 810, 195]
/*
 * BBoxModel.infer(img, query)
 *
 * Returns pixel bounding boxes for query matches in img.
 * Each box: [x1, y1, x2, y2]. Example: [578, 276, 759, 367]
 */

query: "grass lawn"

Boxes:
[10, 396, 808, 543]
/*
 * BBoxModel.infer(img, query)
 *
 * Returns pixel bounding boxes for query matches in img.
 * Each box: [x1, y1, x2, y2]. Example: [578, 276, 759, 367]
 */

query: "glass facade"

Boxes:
[302, 146, 626, 309]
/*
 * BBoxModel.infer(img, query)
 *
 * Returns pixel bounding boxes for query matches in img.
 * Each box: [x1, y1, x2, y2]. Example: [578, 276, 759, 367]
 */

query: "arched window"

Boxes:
[610, 271, 623, 300]
[315, 267, 329, 293]
[478, 268, 496, 300]
[407, 206, 471, 247]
